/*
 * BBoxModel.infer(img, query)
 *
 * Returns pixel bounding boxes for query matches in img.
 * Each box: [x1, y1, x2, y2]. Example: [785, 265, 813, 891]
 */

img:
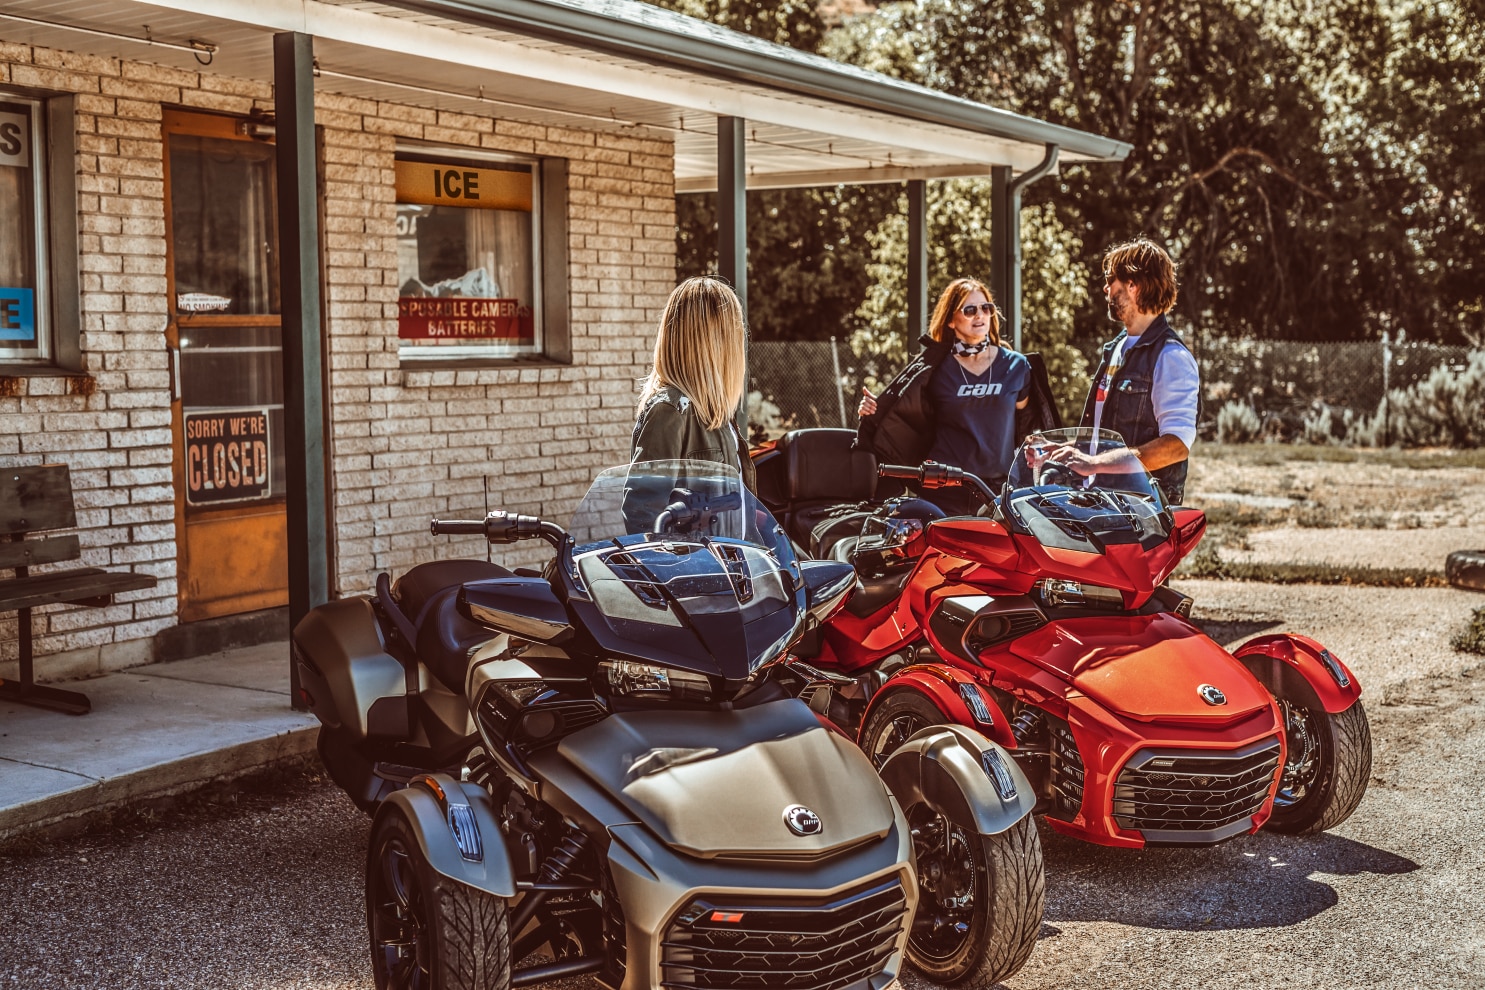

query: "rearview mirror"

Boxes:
[798, 559, 855, 624]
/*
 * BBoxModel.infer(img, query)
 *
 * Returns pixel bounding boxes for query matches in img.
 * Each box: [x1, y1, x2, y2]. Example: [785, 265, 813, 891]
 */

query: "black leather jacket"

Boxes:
[855, 337, 1063, 467]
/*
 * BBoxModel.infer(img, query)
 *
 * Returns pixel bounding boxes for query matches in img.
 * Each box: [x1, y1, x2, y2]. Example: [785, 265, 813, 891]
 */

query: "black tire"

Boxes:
[863, 692, 1046, 986]
[1446, 550, 1485, 592]
[368, 804, 511, 990]
[1265, 697, 1372, 835]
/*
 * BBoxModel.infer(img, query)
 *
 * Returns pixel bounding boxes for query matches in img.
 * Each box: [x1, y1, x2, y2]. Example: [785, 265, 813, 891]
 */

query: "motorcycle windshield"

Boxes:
[569, 459, 780, 547]
[568, 461, 802, 683]
[1004, 427, 1171, 553]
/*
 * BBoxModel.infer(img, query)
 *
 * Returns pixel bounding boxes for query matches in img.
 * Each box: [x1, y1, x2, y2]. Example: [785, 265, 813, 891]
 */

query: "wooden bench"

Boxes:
[0, 464, 158, 715]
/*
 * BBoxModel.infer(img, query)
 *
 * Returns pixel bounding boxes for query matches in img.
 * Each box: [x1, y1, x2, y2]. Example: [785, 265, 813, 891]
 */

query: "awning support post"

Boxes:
[717, 115, 748, 436]
[907, 179, 927, 340]
[990, 143, 1060, 351]
[274, 31, 329, 709]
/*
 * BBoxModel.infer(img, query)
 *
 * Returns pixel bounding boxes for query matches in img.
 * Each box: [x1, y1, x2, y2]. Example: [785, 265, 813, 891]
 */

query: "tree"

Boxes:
[828, 0, 1485, 345]
[852, 183, 1091, 418]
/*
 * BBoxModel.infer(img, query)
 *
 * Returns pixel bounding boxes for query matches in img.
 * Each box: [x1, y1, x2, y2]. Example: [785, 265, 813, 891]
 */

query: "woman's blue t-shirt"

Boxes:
[925, 346, 1031, 485]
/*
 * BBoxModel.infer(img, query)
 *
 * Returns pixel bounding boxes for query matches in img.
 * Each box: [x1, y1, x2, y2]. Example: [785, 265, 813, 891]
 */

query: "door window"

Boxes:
[166, 119, 284, 515]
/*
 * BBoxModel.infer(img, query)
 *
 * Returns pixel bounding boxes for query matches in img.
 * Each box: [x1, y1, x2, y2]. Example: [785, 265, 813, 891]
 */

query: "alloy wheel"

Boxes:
[1274, 699, 1322, 809]
[370, 837, 433, 990]
[908, 806, 979, 962]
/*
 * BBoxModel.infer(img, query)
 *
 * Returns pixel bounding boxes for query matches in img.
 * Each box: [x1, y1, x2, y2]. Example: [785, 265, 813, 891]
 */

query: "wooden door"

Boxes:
[163, 110, 288, 621]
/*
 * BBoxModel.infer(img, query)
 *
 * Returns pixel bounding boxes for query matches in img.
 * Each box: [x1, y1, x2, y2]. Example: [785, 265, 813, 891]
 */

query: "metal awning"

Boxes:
[1, 0, 1130, 189]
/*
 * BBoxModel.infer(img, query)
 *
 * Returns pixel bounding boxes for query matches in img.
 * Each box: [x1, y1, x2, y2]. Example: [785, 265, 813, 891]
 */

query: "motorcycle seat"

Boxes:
[415, 585, 504, 694]
[393, 559, 513, 620]
[830, 536, 913, 619]
[775, 429, 877, 547]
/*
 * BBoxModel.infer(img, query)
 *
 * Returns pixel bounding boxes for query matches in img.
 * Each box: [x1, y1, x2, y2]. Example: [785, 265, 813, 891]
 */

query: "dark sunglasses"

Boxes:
[959, 303, 995, 317]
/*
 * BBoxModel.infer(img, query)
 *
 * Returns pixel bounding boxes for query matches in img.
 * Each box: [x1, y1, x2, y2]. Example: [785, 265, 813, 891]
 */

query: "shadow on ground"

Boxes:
[1040, 826, 1417, 932]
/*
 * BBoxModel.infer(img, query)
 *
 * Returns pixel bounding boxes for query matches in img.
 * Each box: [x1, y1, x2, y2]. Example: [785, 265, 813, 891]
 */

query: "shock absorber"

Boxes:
[539, 831, 591, 883]
[1010, 706, 1045, 745]
[511, 830, 593, 939]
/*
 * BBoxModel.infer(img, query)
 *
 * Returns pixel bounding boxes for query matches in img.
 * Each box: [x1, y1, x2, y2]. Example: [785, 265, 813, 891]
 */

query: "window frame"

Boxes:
[0, 88, 81, 376]
[393, 141, 569, 369]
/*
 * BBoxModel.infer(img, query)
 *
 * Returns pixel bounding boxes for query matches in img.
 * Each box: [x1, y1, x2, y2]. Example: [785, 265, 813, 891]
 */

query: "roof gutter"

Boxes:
[381, 0, 1132, 163]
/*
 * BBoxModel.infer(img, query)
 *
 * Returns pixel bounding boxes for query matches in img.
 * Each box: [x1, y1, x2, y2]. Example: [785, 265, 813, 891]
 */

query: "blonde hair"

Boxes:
[929, 277, 1001, 346]
[637, 277, 747, 431]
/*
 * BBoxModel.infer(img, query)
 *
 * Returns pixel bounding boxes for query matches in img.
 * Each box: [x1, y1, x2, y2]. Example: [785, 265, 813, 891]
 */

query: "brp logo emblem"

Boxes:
[783, 805, 822, 836]
[1198, 683, 1227, 706]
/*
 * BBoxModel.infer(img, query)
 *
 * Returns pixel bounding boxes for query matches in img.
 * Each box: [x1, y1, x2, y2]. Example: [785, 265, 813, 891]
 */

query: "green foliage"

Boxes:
[642, 0, 825, 51]
[1454, 607, 1485, 656]
[850, 186, 1089, 416]
[661, 0, 1485, 361]
[675, 185, 898, 341]
[1350, 351, 1485, 448]
[1216, 401, 1262, 444]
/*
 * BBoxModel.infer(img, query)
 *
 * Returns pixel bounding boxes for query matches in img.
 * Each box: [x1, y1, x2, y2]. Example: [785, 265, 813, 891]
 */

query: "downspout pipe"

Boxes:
[995, 143, 1060, 352]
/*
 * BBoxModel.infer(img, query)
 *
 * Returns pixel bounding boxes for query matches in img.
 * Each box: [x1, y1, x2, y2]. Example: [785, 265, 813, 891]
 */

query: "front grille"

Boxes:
[1113, 738, 1282, 836]
[1048, 717, 1084, 821]
[661, 878, 906, 990]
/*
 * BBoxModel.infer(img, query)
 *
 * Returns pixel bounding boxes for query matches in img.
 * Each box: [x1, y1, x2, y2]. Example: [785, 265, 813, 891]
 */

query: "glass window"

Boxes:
[168, 134, 280, 315]
[0, 96, 50, 364]
[165, 111, 286, 515]
[394, 154, 540, 361]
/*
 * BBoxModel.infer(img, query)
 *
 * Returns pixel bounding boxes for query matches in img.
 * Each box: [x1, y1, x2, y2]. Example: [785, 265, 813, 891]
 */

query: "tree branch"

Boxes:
[1182, 146, 1331, 201]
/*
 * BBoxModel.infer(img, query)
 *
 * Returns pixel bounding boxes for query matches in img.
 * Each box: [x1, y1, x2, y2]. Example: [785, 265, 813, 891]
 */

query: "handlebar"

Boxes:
[430, 511, 568, 547]
[430, 520, 487, 535]
[877, 461, 998, 509]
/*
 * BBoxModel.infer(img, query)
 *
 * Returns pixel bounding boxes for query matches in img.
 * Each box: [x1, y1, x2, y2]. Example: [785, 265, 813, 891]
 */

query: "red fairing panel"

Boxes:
[1233, 634, 1363, 714]
[1009, 614, 1273, 725]
[860, 665, 1017, 750]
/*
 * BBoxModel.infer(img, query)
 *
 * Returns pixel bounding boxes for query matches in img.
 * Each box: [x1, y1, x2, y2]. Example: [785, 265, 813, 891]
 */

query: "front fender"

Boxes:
[1233, 634, 1362, 714]
[878, 724, 1036, 836]
[860, 666, 1017, 749]
[376, 773, 516, 898]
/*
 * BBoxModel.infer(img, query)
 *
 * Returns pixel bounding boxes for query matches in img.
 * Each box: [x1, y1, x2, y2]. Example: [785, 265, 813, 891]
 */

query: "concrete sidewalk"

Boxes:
[0, 641, 318, 841]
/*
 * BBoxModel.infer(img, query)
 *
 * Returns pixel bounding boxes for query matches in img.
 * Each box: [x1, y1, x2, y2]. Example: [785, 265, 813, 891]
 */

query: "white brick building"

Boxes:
[0, 0, 1126, 690]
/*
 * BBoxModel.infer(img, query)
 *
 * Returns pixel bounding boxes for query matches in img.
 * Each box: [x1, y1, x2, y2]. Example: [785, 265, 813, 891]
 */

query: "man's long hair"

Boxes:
[928, 277, 1001, 346]
[637, 276, 747, 431]
[1103, 239, 1179, 314]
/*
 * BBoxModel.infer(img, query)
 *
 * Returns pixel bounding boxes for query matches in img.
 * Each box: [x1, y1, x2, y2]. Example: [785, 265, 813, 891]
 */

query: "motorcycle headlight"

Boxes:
[601, 661, 717, 702]
[1035, 578, 1124, 609]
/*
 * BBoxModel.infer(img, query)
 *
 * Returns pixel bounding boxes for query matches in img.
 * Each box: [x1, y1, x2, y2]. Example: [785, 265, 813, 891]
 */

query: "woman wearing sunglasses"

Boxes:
[856, 277, 1031, 515]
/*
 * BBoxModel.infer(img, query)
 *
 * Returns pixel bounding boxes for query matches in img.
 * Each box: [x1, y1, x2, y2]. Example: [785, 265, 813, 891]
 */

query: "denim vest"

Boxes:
[1078, 316, 1191, 504]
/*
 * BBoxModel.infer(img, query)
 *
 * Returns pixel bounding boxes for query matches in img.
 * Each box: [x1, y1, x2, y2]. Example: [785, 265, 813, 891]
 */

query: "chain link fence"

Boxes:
[749, 335, 1478, 443]
[1191, 335, 1475, 421]
[747, 338, 868, 440]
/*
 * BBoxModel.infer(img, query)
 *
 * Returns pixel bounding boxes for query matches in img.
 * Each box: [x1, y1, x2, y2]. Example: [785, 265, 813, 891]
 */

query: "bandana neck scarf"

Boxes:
[951, 338, 992, 357]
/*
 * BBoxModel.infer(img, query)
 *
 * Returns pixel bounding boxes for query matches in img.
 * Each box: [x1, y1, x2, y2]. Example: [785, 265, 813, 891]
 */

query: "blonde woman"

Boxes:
[632, 276, 754, 489]
[856, 277, 1031, 515]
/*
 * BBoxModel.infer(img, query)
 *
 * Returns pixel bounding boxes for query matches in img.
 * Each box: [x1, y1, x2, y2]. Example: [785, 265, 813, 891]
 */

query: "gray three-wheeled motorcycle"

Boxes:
[293, 460, 1042, 989]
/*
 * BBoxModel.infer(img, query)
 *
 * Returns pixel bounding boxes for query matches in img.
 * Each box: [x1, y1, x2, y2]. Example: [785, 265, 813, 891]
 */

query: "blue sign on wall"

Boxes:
[0, 288, 35, 343]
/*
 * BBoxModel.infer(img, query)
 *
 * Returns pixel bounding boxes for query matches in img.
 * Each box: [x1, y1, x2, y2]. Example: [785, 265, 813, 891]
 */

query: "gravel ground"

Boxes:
[3, 578, 1482, 990]
[1217, 526, 1485, 572]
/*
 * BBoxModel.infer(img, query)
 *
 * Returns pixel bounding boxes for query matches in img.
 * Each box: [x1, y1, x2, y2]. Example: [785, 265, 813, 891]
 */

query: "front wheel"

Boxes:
[863, 692, 1045, 985]
[1265, 696, 1372, 835]
[367, 804, 512, 990]
[906, 809, 1044, 986]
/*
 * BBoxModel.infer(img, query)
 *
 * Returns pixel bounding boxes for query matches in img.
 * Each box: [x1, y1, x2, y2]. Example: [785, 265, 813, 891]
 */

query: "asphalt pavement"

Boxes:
[2, 580, 1480, 989]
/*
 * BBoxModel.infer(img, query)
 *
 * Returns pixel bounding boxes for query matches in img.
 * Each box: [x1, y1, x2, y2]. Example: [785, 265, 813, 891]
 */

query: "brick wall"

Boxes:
[316, 96, 675, 593]
[0, 39, 675, 679]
